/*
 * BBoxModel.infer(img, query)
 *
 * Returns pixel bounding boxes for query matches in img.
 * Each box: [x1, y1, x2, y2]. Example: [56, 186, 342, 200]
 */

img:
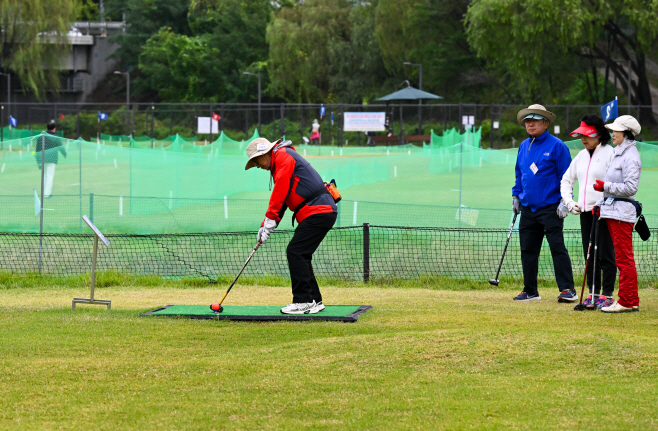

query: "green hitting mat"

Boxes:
[140, 305, 372, 322]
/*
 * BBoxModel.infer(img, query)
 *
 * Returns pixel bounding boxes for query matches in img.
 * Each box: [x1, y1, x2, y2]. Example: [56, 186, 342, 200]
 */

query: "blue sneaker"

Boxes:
[513, 291, 541, 301]
[557, 289, 578, 303]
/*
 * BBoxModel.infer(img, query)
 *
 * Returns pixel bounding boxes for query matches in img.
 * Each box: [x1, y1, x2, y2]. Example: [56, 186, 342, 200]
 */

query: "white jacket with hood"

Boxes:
[560, 143, 615, 213]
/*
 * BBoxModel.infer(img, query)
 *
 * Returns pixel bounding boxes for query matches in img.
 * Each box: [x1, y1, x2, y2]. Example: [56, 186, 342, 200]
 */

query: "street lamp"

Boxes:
[403, 62, 423, 134]
[114, 70, 130, 136]
[0, 72, 10, 144]
[243, 71, 261, 134]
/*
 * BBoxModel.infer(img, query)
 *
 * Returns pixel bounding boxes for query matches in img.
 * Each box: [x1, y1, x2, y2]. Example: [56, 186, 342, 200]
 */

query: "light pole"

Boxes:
[403, 62, 423, 134]
[243, 71, 261, 134]
[114, 70, 130, 136]
[0, 72, 10, 143]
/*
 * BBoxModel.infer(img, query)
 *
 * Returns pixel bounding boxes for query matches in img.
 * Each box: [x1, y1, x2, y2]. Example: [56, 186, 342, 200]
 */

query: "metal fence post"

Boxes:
[280, 103, 285, 138]
[363, 222, 370, 283]
[89, 193, 94, 223]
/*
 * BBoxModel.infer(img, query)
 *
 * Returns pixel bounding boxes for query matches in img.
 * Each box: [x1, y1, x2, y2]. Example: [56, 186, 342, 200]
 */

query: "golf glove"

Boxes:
[258, 217, 277, 244]
[593, 179, 605, 192]
[592, 206, 601, 218]
[567, 201, 581, 215]
[557, 199, 569, 219]
[512, 196, 521, 215]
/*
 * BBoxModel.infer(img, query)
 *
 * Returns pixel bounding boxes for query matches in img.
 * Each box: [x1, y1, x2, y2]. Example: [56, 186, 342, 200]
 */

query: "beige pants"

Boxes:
[43, 163, 56, 197]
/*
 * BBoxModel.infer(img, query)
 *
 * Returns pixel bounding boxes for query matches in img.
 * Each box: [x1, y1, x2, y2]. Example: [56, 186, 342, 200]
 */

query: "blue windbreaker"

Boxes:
[512, 130, 571, 212]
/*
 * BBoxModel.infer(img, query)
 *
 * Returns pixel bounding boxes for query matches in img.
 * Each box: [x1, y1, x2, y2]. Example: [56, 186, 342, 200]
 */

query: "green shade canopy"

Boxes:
[375, 86, 442, 101]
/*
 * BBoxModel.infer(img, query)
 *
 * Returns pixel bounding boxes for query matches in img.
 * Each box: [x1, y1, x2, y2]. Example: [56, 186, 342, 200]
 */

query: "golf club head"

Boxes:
[573, 303, 586, 311]
[488, 279, 499, 286]
[210, 304, 224, 313]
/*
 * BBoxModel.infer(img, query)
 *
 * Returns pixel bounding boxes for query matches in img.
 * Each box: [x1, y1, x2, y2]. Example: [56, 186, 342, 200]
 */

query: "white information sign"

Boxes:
[343, 112, 386, 132]
[82, 215, 110, 246]
[197, 117, 219, 134]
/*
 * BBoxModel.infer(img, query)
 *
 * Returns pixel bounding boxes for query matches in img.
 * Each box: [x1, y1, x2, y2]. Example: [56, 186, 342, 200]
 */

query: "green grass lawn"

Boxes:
[2, 278, 658, 430]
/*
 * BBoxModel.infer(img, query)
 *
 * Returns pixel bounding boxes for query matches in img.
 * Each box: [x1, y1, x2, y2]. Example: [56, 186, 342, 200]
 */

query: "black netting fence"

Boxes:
[2, 226, 656, 282]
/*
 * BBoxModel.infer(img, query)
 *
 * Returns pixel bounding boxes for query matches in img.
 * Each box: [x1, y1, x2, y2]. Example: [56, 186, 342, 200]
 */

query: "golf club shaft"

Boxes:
[577, 221, 596, 305]
[493, 213, 518, 281]
[591, 217, 600, 299]
[217, 242, 261, 307]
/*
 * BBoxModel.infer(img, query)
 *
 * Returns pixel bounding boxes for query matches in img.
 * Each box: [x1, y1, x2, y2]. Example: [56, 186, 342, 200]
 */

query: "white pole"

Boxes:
[114, 159, 117, 168]
[1, 163, 4, 173]
[479, 157, 482, 167]
[19, 150, 22, 159]
[331, 150, 334, 156]
[8, 144, 11, 152]
[394, 166, 397, 177]
[340, 148, 342, 156]
[353, 201, 358, 225]
[387, 149, 389, 156]
[119, 196, 123, 216]
[169, 190, 173, 210]
[224, 196, 228, 219]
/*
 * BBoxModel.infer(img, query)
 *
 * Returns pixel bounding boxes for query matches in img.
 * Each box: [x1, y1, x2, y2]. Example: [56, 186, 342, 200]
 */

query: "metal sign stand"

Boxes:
[73, 215, 111, 310]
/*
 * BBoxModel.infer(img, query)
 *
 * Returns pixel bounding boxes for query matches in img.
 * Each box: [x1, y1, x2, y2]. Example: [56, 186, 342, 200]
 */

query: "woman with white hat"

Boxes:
[560, 114, 616, 309]
[591, 115, 643, 313]
[245, 137, 337, 315]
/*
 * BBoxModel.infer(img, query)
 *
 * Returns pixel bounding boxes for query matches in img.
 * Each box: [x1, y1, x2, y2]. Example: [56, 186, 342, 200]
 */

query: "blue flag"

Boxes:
[98, 112, 108, 121]
[601, 99, 618, 122]
[320, 104, 325, 118]
[9, 116, 16, 127]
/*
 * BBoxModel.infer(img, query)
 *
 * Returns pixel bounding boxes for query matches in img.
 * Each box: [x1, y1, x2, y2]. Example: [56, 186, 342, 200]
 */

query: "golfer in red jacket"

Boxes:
[246, 138, 337, 315]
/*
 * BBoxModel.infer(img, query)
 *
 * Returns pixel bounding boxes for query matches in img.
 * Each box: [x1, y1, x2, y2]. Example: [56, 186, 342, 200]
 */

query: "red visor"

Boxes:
[570, 121, 599, 138]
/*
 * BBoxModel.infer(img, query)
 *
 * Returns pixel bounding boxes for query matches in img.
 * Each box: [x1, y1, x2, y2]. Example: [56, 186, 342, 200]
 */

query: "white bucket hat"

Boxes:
[517, 104, 556, 125]
[605, 115, 641, 135]
[245, 138, 282, 170]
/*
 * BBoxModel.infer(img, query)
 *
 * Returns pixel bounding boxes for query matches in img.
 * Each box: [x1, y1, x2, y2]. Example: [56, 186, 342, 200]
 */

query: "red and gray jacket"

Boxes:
[265, 141, 336, 226]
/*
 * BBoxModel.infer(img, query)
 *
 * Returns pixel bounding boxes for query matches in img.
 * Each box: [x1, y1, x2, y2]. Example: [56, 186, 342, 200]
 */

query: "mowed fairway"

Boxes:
[2, 281, 658, 430]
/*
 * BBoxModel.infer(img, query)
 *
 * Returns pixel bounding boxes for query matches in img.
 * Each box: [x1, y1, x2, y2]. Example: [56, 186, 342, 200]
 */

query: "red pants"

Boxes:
[606, 219, 639, 307]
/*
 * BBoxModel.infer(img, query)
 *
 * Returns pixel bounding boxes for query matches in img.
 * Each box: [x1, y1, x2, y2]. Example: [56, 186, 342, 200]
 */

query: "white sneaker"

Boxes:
[281, 301, 316, 315]
[600, 301, 638, 313]
[309, 301, 325, 314]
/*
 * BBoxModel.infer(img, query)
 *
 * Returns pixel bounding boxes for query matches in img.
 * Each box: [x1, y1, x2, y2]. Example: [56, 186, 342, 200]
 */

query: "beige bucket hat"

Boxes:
[517, 104, 557, 125]
[245, 138, 282, 170]
[605, 115, 641, 135]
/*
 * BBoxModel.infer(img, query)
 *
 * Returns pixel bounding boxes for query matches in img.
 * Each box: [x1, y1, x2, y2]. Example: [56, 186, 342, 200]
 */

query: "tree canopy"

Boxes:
[0, 0, 77, 98]
[465, 0, 658, 122]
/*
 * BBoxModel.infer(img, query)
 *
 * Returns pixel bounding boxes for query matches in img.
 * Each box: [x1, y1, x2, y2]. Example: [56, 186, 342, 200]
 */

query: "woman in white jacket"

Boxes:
[560, 114, 616, 309]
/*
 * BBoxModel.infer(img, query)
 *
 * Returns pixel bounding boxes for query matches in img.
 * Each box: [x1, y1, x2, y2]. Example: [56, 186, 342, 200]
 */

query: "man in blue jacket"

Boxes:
[512, 104, 575, 302]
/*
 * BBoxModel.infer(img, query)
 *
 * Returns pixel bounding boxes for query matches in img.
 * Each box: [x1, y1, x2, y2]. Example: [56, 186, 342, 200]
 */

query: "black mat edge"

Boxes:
[140, 305, 372, 322]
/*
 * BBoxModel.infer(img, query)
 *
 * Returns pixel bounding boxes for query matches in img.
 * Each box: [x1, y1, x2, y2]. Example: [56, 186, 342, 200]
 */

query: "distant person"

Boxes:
[595, 116, 643, 313]
[512, 104, 575, 302]
[310, 119, 320, 145]
[245, 138, 337, 314]
[561, 114, 616, 309]
[35, 121, 66, 198]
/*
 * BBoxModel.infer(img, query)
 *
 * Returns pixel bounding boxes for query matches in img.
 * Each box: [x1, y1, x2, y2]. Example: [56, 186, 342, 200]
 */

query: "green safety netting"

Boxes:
[1, 131, 656, 234]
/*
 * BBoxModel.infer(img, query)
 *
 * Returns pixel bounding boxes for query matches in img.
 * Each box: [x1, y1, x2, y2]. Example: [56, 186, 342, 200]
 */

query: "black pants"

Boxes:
[519, 203, 574, 295]
[287, 212, 337, 303]
[579, 212, 616, 296]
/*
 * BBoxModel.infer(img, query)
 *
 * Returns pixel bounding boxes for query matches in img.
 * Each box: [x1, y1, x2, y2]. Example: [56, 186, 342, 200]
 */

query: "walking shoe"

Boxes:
[513, 291, 541, 301]
[595, 295, 613, 309]
[600, 301, 637, 313]
[281, 301, 316, 315]
[557, 289, 578, 303]
[310, 301, 325, 314]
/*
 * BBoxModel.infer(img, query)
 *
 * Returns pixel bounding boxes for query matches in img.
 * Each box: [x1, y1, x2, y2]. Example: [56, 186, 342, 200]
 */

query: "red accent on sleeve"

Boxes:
[266, 150, 296, 222]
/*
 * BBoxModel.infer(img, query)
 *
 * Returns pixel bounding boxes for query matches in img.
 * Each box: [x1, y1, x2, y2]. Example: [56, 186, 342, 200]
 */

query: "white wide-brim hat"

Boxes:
[605, 115, 641, 135]
[245, 138, 282, 170]
[517, 104, 557, 125]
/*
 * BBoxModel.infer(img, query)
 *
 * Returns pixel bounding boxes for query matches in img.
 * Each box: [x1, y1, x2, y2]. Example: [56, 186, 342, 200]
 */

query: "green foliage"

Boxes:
[267, 0, 353, 102]
[0, 0, 77, 98]
[465, 0, 658, 109]
[76, 0, 99, 20]
[132, 0, 273, 103]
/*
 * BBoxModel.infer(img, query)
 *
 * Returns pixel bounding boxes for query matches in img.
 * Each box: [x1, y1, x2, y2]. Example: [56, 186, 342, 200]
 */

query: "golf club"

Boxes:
[210, 241, 261, 313]
[574, 217, 598, 311]
[587, 216, 601, 310]
[488, 213, 518, 286]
